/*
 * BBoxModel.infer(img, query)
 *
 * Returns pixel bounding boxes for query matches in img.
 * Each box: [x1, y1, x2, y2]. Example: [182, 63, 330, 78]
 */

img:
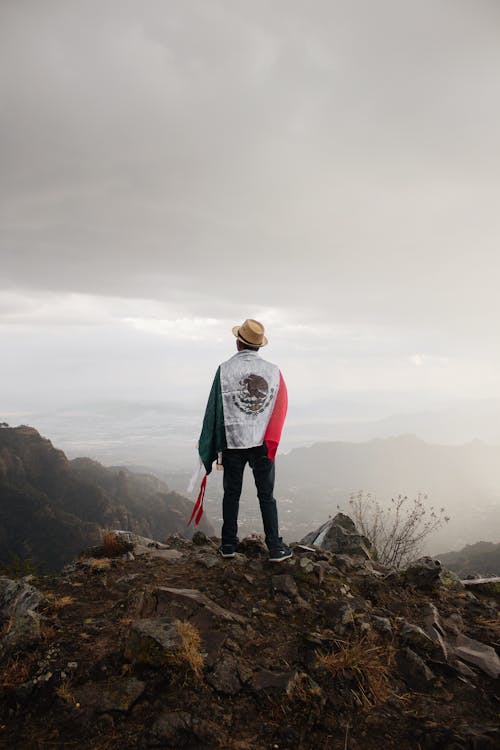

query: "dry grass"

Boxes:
[0, 615, 14, 639]
[286, 671, 323, 704]
[40, 623, 58, 642]
[174, 619, 205, 680]
[317, 637, 394, 708]
[476, 615, 500, 633]
[0, 655, 34, 689]
[45, 593, 75, 609]
[56, 680, 79, 707]
[100, 531, 132, 558]
[88, 558, 111, 571]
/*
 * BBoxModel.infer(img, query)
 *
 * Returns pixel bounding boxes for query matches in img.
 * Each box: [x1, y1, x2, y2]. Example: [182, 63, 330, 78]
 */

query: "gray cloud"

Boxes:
[1, 1, 500, 415]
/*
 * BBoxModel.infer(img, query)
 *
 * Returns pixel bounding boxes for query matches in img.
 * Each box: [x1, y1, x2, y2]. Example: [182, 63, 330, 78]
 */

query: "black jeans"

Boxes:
[221, 444, 281, 551]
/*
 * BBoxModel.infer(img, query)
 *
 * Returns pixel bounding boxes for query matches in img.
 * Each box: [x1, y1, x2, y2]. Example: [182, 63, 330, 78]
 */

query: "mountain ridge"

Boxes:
[0, 426, 213, 571]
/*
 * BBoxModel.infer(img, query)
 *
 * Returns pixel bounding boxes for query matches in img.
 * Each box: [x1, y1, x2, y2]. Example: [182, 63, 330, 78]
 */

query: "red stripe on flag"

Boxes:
[188, 474, 207, 527]
[264, 372, 288, 460]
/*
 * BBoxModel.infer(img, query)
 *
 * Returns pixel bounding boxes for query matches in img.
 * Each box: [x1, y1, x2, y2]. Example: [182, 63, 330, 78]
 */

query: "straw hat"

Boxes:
[232, 318, 268, 347]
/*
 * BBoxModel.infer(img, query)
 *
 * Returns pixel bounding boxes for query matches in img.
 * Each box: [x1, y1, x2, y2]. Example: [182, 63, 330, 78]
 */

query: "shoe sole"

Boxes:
[268, 552, 293, 563]
[219, 551, 236, 558]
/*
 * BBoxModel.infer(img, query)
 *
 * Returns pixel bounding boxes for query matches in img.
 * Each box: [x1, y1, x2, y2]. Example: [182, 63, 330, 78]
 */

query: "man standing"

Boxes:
[197, 319, 292, 562]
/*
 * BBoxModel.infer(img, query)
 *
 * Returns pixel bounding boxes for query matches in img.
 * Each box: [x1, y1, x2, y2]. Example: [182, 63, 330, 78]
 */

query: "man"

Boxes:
[198, 318, 292, 562]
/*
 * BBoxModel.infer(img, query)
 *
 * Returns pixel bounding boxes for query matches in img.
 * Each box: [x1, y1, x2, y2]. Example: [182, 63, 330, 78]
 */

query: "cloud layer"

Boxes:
[1, 1, 500, 414]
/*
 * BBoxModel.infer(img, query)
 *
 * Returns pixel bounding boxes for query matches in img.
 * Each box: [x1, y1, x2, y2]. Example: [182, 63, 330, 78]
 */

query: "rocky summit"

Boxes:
[0, 522, 499, 750]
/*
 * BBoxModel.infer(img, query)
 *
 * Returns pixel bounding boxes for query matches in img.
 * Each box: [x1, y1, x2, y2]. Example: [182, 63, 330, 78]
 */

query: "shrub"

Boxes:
[348, 491, 450, 568]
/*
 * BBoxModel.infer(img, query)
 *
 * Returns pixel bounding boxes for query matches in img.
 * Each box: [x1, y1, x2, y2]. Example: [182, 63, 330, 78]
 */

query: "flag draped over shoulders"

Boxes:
[198, 351, 288, 474]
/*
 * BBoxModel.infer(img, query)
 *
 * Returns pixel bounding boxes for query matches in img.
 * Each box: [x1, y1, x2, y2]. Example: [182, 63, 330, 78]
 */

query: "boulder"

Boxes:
[152, 586, 247, 624]
[397, 647, 436, 690]
[301, 514, 374, 559]
[124, 618, 183, 666]
[0, 577, 43, 656]
[404, 557, 442, 589]
[206, 655, 241, 694]
[453, 634, 500, 679]
[398, 621, 441, 655]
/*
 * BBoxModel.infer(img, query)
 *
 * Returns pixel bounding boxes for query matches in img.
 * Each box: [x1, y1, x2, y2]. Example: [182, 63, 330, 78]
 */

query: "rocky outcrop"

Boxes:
[0, 529, 498, 750]
[300, 512, 374, 558]
[0, 577, 44, 658]
[404, 555, 443, 588]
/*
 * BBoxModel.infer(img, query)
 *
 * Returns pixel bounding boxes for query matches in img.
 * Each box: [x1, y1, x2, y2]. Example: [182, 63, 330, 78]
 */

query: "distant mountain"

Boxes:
[8, 397, 500, 475]
[438, 541, 500, 578]
[270, 435, 500, 552]
[0, 426, 213, 571]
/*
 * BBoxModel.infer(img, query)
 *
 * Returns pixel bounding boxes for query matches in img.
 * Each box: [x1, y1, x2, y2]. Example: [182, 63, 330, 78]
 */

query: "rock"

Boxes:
[206, 655, 241, 694]
[299, 558, 314, 573]
[141, 549, 182, 561]
[442, 612, 464, 636]
[453, 659, 477, 678]
[237, 661, 253, 684]
[124, 618, 183, 666]
[189, 609, 227, 667]
[145, 710, 193, 747]
[0, 577, 43, 616]
[237, 535, 268, 557]
[422, 603, 449, 659]
[399, 621, 441, 655]
[397, 647, 436, 690]
[453, 633, 500, 679]
[439, 567, 465, 590]
[251, 669, 294, 691]
[322, 600, 355, 633]
[372, 616, 393, 638]
[74, 677, 145, 713]
[301, 513, 374, 559]
[404, 557, 442, 589]
[195, 553, 220, 569]
[271, 574, 299, 599]
[191, 531, 209, 545]
[113, 530, 169, 548]
[0, 577, 43, 656]
[152, 586, 247, 623]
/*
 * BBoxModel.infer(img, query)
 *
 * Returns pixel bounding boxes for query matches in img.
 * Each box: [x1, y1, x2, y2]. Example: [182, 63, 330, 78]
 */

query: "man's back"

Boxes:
[220, 350, 280, 449]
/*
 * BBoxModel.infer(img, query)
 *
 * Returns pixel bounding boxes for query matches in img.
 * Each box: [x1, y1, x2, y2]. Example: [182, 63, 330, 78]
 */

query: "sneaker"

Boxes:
[268, 546, 293, 563]
[219, 544, 236, 558]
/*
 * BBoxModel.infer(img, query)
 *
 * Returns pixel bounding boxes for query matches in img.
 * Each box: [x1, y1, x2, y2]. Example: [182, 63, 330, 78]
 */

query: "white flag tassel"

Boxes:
[187, 453, 204, 494]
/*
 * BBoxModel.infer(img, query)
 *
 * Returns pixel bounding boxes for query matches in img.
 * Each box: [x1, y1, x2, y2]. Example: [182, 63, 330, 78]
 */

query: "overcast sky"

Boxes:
[1, 0, 500, 420]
